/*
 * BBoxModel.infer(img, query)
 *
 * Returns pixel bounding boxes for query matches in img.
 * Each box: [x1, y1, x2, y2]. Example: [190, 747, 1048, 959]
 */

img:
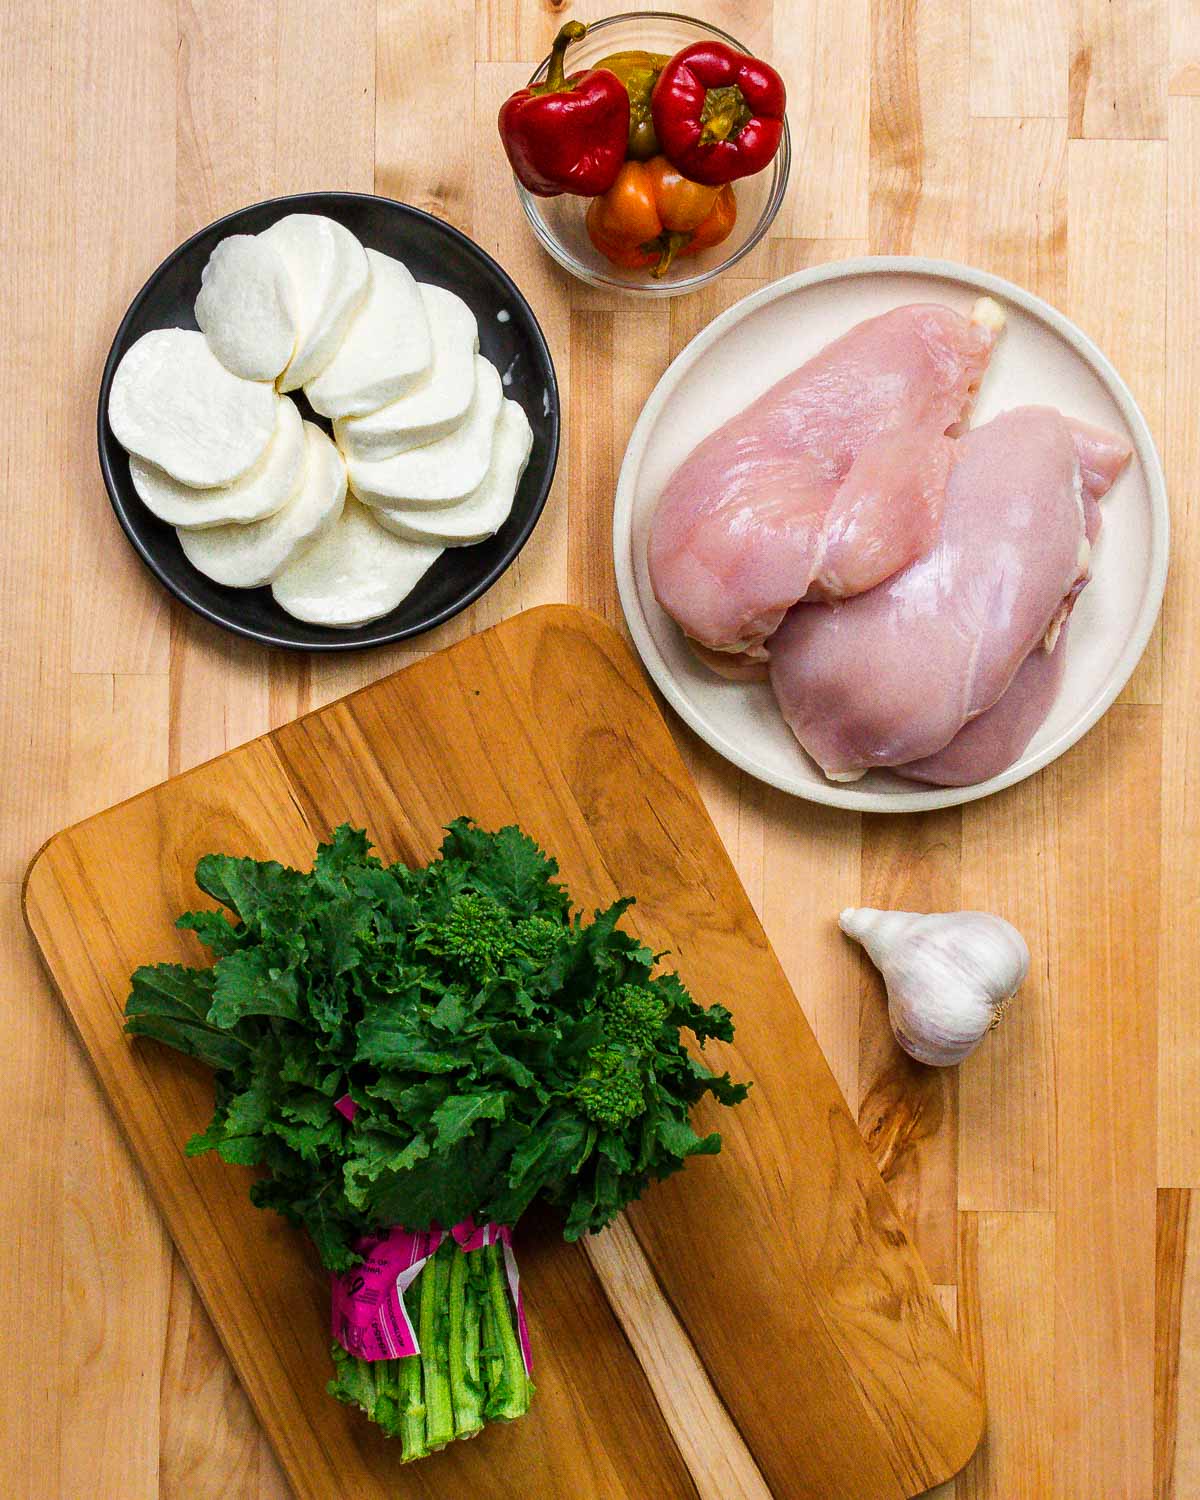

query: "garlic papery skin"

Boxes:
[839, 907, 1030, 1067]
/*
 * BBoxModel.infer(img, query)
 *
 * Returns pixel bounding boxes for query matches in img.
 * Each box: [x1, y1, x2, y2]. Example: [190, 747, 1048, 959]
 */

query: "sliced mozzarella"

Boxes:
[108, 328, 277, 487]
[178, 422, 346, 588]
[373, 399, 532, 546]
[334, 284, 479, 460]
[304, 250, 431, 418]
[130, 395, 305, 528]
[346, 356, 502, 508]
[271, 499, 442, 627]
[260, 214, 368, 391]
[194, 234, 297, 381]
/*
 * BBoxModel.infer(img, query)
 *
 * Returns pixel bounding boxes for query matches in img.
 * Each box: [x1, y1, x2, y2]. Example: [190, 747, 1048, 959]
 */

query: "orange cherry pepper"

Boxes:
[642, 156, 719, 231]
[679, 183, 736, 256]
[587, 159, 664, 247]
[585, 157, 735, 277]
[585, 230, 660, 272]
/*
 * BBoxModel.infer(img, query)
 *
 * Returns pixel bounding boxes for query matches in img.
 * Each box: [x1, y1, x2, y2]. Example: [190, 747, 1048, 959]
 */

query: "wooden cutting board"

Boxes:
[23, 604, 983, 1499]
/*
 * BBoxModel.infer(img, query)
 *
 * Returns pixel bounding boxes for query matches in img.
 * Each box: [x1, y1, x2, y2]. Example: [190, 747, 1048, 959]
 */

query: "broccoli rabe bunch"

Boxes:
[125, 818, 748, 1458]
[125, 817, 748, 1258]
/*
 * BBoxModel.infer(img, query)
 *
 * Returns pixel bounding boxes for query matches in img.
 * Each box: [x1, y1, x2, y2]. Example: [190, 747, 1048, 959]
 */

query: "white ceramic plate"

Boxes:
[613, 257, 1170, 812]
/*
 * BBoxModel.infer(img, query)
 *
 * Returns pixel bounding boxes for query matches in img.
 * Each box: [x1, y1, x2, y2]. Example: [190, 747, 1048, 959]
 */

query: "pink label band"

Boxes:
[330, 1226, 440, 1360]
[499, 1225, 534, 1375]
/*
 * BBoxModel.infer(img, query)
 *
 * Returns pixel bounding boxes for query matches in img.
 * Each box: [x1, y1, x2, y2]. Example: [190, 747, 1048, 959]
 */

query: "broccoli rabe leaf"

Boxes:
[430, 1089, 508, 1147]
[125, 964, 249, 1071]
[209, 948, 301, 1027]
[439, 818, 571, 917]
[176, 907, 245, 957]
[124, 819, 748, 1267]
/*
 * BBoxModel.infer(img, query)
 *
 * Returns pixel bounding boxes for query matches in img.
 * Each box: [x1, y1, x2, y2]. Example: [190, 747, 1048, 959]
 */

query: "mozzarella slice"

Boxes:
[346, 356, 502, 508]
[271, 499, 442, 627]
[130, 395, 305, 528]
[373, 399, 532, 545]
[194, 234, 297, 381]
[334, 284, 479, 460]
[178, 422, 346, 588]
[304, 250, 431, 418]
[260, 214, 368, 391]
[109, 328, 277, 487]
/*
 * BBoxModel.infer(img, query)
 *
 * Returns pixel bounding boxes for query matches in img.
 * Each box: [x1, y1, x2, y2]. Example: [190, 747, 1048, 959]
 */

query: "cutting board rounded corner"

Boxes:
[21, 829, 67, 938]
[933, 1384, 987, 1492]
[505, 600, 638, 660]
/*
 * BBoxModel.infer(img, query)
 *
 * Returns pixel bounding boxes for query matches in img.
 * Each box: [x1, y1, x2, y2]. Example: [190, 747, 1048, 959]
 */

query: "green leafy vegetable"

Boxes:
[125, 818, 747, 1457]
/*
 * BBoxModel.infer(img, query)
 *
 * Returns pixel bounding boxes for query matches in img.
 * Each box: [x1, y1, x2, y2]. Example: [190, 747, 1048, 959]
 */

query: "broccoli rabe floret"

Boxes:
[512, 914, 570, 966]
[572, 1045, 644, 1128]
[600, 983, 668, 1054]
[430, 892, 514, 973]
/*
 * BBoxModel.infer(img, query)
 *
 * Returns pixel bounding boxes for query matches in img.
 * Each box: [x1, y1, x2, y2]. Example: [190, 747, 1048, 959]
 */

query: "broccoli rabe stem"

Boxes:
[328, 1340, 381, 1423]
[448, 1240, 485, 1438]
[482, 1241, 530, 1421]
[481, 1265, 502, 1393]
[419, 1242, 455, 1450]
[398, 1351, 427, 1460]
[372, 1358, 397, 1438]
[463, 1264, 484, 1413]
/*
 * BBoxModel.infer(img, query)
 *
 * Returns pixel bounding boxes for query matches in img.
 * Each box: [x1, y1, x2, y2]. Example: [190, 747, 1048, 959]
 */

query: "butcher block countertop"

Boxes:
[1, 2, 1193, 1497]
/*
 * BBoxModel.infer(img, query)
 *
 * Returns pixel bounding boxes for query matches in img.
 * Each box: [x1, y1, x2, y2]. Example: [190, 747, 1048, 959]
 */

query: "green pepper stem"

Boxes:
[652, 230, 690, 278]
[698, 83, 751, 145]
[700, 110, 736, 144]
[542, 21, 587, 94]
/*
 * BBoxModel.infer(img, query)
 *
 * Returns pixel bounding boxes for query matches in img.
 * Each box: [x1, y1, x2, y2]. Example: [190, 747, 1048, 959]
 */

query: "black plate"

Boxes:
[97, 192, 560, 651]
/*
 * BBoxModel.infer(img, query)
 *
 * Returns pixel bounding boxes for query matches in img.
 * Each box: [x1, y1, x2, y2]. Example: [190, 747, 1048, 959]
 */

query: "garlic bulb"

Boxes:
[839, 907, 1030, 1067]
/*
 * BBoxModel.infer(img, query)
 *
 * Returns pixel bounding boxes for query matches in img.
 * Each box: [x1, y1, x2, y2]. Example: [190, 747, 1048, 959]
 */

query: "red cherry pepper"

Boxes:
[497, 22, 630, 198]
[651, 40, 786, 187]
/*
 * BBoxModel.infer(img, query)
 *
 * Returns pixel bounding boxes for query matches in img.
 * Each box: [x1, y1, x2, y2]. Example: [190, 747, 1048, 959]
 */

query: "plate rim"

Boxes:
[97, 189, 560, 653]
[612, 254, 1171, 812]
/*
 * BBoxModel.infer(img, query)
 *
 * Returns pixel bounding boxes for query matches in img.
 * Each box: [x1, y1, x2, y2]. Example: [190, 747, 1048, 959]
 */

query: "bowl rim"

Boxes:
[612, 254, 1172, 812]
[96, 189, 561, 652]
[515, 10, 791, 297]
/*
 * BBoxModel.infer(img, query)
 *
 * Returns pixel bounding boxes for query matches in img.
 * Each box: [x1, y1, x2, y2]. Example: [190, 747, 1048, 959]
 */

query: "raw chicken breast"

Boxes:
[647, 301, 1001, 661]
[769, 406, 1130, 779]
[1070, 417, 1135, 516]
[896, 624, 1071, 786]
[893, 419, 1130, 786]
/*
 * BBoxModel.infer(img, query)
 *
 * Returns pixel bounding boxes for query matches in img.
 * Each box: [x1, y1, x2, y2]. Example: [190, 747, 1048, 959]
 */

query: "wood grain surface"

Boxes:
[0, 1, 1187, 1496]
[24, 606, 983, 1498]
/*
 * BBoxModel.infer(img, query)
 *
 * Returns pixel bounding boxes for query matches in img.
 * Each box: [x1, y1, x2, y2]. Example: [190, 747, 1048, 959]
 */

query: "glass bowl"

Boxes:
[514, 12, 790, 297]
